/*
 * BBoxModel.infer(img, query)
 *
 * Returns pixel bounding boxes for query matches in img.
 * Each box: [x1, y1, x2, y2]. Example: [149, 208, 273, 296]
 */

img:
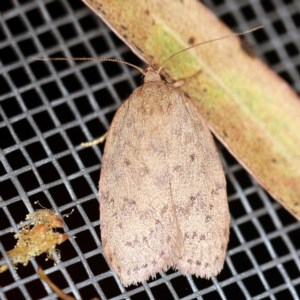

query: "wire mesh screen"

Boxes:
[1, 0, 300, 299]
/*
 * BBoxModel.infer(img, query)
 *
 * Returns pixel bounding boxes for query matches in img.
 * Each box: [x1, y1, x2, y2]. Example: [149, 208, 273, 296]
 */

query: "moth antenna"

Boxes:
[157, 25, 263, 73]
[31, 56, 146, 75]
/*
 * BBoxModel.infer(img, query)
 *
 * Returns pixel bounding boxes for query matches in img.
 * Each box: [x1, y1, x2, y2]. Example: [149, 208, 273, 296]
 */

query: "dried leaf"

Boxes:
[0, 209, 68, 272]
[83, 0, 300, 219]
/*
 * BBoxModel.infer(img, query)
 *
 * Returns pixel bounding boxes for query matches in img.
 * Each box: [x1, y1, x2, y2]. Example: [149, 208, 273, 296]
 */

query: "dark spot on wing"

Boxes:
[126, 119, 133, 128]
[124, 197, 136, 206]
[205, 215, 212, 222]
[155, 219, 162, 226]
[161, 205, 169, 214]
[173, 165, 182, 172]
[140, 166, 149, 176]
[190, 153, 196, 161]
[124, 159, 131, 166]
[102, 192, 109, 200]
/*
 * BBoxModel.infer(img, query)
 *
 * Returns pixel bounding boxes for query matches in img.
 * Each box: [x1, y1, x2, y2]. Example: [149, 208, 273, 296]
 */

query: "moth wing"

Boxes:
[167, 93, 229, 278]
[99, 82, 183, 286]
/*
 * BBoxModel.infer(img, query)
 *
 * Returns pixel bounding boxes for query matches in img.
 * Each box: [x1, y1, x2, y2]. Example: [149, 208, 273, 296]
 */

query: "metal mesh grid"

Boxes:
[0, 0, 300, 299]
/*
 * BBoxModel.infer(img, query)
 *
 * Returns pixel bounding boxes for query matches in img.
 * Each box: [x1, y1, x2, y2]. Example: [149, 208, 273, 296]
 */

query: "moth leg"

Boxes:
[172, 69, 202, 87]
[81, 132, 107, 147]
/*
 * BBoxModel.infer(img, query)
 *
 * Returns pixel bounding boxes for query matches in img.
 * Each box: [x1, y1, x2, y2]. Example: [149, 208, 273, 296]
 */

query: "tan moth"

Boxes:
[99, 64, 229, 286]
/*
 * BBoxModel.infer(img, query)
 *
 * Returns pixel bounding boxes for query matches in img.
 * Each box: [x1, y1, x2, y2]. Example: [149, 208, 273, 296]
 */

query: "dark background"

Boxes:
[0, 0, 300, 299]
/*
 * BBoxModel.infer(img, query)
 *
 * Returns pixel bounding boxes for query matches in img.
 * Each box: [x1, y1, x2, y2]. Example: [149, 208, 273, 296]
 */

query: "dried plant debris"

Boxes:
[38, 267, 100, 300]
[0, 209, 68, 273]
[38, 267, 76, 300]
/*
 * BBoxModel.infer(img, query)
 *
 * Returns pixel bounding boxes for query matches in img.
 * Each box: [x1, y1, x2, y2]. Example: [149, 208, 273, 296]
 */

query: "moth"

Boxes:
[99, 63, 229, 286]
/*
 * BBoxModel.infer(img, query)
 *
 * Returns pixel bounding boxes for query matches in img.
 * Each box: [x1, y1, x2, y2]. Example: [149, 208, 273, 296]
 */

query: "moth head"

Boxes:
[143, 66, 161, 83]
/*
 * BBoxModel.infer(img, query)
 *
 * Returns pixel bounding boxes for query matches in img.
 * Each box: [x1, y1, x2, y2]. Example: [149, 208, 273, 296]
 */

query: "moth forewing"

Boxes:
[99, 68, 229, 286]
